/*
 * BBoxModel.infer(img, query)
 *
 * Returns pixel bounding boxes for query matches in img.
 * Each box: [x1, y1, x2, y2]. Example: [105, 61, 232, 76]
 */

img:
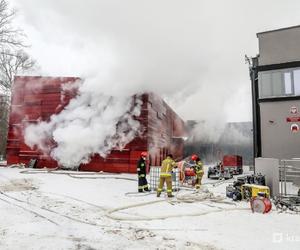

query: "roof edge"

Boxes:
[256, 24, 300, 37]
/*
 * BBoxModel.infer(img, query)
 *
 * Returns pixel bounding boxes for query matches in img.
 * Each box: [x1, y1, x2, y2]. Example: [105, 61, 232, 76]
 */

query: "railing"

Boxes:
[279, 159, 300, 197]
[149, 166, 180, 191]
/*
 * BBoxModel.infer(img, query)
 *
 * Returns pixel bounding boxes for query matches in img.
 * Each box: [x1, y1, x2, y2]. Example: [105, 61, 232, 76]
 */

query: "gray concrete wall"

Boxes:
[258, 26, 300, 65]
[255, 158, 279, 196]
[260, 100, 300, 159]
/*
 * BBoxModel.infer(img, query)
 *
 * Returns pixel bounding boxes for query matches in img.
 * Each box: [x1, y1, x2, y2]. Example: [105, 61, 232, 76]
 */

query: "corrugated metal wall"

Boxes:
[6, 76, 185, 173]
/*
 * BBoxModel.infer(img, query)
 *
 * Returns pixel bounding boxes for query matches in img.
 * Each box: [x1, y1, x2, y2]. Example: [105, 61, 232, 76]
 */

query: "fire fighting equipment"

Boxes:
[226, 185, 235, 198]
[227, 174, 269, 201]
[274, 196, 300, 213]
[235, 174, 266, 186]
[157, 156, 177, 197]
[137, 157, 149, 192]
[222, 155, 243, 175]
[241, 184, 270, 199]
[185, 167, 196, 177]
[180, 159, 204, 188]
[208, 161, 233, 180]
[250, 196, 272, 213]
[208, 165, 233, 180]
[182, 168, 196, 186]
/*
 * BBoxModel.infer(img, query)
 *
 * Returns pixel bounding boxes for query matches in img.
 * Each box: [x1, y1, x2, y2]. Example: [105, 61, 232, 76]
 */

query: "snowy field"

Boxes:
[0, 166, 300, 250]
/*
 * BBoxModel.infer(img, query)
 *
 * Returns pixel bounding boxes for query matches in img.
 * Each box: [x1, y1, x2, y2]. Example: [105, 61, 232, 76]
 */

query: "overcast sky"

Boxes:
[9, 0, 300, 123]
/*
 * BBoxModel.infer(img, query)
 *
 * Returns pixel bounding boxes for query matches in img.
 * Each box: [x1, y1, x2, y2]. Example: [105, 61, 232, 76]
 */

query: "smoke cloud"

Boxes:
[9, 0, 300, 160]
[24, 78, 143, 168]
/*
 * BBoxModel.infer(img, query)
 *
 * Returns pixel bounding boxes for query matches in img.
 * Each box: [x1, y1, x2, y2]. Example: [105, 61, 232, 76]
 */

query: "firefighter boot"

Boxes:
[144, 185, 150, 192]
[157, 192, 161, 197]
[167, 193, 174, 198]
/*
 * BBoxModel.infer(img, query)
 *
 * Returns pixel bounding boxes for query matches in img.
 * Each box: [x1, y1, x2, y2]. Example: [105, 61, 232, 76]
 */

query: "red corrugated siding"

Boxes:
[223, 155, 243, 167]
[6, 76, 185, 173]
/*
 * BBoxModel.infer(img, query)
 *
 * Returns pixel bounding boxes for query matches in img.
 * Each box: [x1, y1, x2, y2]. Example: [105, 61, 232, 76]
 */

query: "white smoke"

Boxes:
[188, 121, 226, 144]
[24, 78, 143, 168]
[188, 120, 251, 146]
[221, 125, 251, 145]
[12, 0, 300, 166]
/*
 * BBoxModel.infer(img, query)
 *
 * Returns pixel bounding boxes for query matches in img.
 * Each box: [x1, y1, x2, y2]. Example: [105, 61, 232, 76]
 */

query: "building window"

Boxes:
[272, 72, 282, 96]
[258, 67, 300, 98]
[293, 69, 300, 95]
[284, 72, 292, 95]
[259, 73, 272, 98]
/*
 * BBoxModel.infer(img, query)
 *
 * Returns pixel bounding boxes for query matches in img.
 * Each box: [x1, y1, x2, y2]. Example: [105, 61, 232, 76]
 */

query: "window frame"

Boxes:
[258, 67, 300, 99]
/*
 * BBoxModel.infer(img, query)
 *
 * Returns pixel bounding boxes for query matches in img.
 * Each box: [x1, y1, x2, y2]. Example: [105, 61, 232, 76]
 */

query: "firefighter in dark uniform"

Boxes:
[191, 154, 204, 189]
[137, 152, 150, 192]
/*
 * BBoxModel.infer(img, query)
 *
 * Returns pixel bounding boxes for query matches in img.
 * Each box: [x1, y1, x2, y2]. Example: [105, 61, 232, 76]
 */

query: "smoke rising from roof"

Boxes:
[11, 0, 300, 122]
[10, 0, 300, 152]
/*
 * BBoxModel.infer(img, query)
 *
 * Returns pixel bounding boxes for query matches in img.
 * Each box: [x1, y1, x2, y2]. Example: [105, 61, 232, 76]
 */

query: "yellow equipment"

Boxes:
[241, 184, 270, 199]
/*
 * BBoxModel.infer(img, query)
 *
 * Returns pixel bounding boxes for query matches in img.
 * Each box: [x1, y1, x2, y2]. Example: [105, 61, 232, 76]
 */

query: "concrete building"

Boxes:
[250, 25, 300, 160]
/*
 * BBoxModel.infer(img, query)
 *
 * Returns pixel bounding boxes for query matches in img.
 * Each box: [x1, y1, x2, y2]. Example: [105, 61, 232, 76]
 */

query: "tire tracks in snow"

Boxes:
[0, 190, 108, 227]
[0, 191, 59, 225]
[0, 190, 143, 230]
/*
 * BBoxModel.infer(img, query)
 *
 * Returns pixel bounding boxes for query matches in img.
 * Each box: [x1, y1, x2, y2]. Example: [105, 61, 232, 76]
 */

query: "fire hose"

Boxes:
[105, 190, 249, 221]
[17, 167, 251, 220]
[19, 169, 137, 181]
[19, 168, 232, 186]
[3, 166, 269, 227]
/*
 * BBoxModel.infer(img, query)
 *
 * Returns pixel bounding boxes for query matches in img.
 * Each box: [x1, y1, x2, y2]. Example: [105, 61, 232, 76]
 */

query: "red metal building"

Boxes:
[6, 76, 186, 173]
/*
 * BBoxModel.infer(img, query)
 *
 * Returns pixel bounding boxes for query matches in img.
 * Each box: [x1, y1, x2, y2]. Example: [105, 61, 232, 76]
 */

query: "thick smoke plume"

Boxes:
[11, 0, 300, 165]
[24, 79, 142, 168]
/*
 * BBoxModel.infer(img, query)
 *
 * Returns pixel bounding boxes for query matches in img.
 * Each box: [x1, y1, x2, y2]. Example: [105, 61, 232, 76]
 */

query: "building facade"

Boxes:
[250, 25, 300, 159]
[6, 76, 185, 172]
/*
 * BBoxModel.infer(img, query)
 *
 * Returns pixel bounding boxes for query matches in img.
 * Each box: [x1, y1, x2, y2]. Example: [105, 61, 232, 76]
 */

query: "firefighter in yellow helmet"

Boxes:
[157, 154, 178, 198]
[191, 154, 204, 189]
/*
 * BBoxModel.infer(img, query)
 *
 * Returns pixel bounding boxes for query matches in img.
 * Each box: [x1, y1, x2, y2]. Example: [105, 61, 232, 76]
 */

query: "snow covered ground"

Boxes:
[1, 166, 300, 250]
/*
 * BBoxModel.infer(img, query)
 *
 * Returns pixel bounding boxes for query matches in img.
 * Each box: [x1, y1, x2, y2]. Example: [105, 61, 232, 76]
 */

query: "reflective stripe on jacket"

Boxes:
[160, 157, 176, 176]
[137, 158, 146, 175]
[195, 161, 204, 174]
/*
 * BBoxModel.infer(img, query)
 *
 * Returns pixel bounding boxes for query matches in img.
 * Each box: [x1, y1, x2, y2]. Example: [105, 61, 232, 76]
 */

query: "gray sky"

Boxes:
[10, 0, 300, 122]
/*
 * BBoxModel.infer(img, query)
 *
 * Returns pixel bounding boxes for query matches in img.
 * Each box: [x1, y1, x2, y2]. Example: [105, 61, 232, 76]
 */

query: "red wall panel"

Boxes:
[7, 76, 186, 173]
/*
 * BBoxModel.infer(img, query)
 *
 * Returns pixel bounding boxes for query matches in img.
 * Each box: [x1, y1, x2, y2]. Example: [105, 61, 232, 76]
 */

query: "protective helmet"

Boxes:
[141, 152, 148, 157]
[191, 154, 199, 161]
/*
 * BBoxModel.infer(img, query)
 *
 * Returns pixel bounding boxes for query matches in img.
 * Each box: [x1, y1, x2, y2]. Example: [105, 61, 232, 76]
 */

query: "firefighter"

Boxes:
[191, 154, 204, 189]
[157, 154, 177, 198]
[137, 152, 150, 192]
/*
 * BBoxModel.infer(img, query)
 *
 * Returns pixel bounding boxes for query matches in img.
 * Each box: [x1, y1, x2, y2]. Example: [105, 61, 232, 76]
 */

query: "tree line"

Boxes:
[0, 0, 35, 158]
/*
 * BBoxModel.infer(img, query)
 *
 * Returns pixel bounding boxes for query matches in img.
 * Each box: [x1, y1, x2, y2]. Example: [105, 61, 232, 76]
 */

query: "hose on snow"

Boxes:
[106, 189, 248, 221]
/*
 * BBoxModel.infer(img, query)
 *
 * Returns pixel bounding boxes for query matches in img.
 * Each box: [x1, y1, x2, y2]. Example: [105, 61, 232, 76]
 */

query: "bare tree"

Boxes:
[0, 0, 34, 93]
[0, 0, 25, 50]
[0, 93, 9, 159]
[0, 49, 35, 93]
[0, 0, 36, 158]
